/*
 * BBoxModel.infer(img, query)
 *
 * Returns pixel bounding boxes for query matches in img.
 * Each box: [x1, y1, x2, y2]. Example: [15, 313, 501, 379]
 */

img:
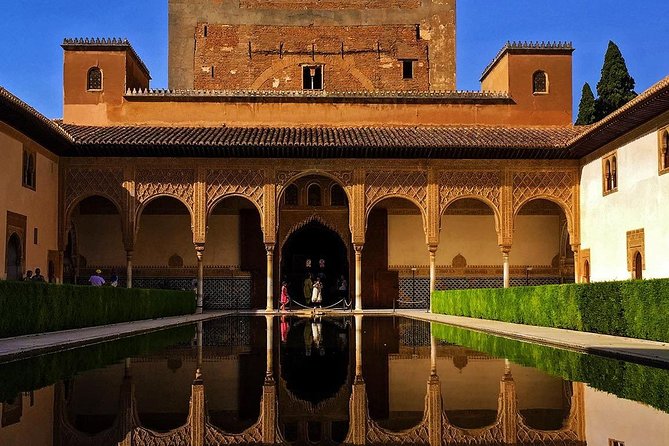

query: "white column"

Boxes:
[265, 315, 274, 378]
[354, 245, 363, 311]
[196, 246, 204, 311]
[266, 245, 274, 312]
[355, 314, 363, 378]
[502, 249, 510, 288]
[126, 250, 133, 289]
[428, 246, 437, 312]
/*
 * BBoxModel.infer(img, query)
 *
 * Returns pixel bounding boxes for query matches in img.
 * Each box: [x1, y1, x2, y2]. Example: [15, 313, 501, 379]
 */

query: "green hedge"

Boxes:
[431, 279, 669, 342]
[431, 322, 669, 414]
[0, 281, 196, 337]
[0, 325, 195, 402]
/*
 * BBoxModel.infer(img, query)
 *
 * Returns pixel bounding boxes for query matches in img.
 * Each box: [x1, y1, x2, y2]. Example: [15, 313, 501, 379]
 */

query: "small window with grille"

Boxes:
[533, 70, 548, 94]
[87, 67, 103, 91]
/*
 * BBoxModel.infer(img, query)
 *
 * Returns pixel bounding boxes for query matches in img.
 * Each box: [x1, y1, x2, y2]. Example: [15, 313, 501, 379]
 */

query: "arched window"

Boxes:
[533, 71, 548, 94]
[605, 160, 612, 191]
[330, 184, 347, 206]
[284, 184, 298, 206]
[5, 233, 23, 280]
[87, 67, 103, 91]
[307, 184, 322, 206]
[22, 150, 36, 189]
[633, 251, 643, 280]
[662, 130, 669, 170]
[611, 156, 618, 189]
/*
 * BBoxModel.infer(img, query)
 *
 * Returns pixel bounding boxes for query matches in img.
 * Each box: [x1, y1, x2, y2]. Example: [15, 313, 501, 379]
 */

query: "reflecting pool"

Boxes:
[1, 316, 668, 445]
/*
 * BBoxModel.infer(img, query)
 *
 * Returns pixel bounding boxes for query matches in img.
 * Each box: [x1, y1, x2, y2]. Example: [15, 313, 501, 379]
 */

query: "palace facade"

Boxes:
[1, 0, 669, 311]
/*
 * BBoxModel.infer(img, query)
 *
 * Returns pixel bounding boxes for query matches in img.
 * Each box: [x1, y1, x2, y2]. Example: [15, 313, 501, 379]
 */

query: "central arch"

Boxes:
[281, 220, 349, 307]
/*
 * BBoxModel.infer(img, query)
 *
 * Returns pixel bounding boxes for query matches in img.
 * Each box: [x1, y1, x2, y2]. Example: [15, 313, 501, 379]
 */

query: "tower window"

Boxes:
[302, 66, 323, 90]
[87, 67, 102, 91]
[533, 70, 548, 94]
[22, 150, 36, 190]
[401, 60, 415, 79]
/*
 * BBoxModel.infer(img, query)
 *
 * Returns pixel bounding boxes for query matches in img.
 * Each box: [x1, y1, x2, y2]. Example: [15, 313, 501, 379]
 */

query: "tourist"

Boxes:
[31, 268, 45, 282]
[110, 270, 119, 287]
[280, 281, 290, 311]
[23, 270, 33, 281]
[89, 269, 106, 287]
[303, 273, 313, 305]
[311, 277, 323, 306]
[337, 275, 348, 300]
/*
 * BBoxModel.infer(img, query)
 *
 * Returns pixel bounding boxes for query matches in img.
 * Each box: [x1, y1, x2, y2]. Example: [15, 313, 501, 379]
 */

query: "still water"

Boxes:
[1, 316, 668, 445]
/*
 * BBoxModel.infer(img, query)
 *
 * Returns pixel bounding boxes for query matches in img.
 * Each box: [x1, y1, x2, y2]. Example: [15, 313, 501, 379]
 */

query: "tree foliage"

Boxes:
[575, 82, 597, 125]
[595, 41, 637, 119]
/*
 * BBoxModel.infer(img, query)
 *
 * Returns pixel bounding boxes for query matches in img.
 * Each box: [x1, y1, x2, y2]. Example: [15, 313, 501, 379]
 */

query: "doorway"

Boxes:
[5, 233, 22, 280]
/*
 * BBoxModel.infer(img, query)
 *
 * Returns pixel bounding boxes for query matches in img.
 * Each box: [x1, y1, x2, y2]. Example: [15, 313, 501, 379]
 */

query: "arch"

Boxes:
[441, 195, 502, 236]
[366, 194, 428, 237]
[633, 251, 643, 280]
[307, 183, 322, 206]
[206, 193, 263, 221]
[87, 67, 103, 91]
[532, 70, 548, 94]
[136, 194, 194, 231]
[663, 130, 669, 169]
[583, 260, 590, 283]
[277, 170, 352, 206]
[5, 232, 23, 280]
[611, 156, 618, 189]
[513, 195, 575, 243]
[65, 192, 124, 231]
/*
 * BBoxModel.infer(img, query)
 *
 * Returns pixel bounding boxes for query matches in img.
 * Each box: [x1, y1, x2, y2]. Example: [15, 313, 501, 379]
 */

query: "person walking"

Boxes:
[337, 275, 348, 301]
[89, 269, 106, 287]
[303, 273, 313, 306]
[23, 270, 33, 281]
[31, 268, 45, 282]
[280, 281, 290, 311]
[311, 277, 323, 306]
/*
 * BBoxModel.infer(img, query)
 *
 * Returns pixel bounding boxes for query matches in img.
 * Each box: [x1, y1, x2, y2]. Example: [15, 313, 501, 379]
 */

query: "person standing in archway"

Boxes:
[303, 273, 313, 306]
[312, 277, 323, 307]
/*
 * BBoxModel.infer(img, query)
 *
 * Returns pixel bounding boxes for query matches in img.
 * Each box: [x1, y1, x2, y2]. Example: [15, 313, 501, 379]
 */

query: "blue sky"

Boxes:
[0, 1, 667, 119]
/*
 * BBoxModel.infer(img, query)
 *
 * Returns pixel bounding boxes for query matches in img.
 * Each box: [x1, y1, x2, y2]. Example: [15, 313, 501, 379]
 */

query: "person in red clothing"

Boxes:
[280, 281, 290, 311]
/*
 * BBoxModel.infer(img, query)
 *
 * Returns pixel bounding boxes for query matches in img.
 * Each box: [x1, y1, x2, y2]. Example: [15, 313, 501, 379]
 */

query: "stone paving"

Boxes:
[0, 311, 230, 363]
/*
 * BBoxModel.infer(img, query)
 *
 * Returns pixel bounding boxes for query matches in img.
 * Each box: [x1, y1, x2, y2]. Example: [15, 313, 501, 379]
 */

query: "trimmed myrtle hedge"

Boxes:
[0, 325, 195, 402]
[0, 281, 196, 337]
[431, 322, 669, 414]
[432, 279, 669, 342]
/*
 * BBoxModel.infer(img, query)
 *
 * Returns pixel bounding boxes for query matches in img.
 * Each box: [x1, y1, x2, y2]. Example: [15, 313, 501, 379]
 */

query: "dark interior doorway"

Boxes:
[281, 221, 349, 307]
[6, 233, 22, 280]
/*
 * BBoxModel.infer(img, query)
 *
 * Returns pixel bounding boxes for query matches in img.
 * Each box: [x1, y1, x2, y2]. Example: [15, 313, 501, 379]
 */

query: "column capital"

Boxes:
[125, 250, 134, 259]
[264, 243, 275, 254]
[500, 244, 512, 255]
[353, 243, 364, 253]
[427, 243, 438, 254]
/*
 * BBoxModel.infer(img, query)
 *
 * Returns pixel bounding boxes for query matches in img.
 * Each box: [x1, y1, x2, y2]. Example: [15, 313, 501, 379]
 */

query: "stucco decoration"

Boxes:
[136, 168, 195, 212]
[206, 169, 265, 215]
[64, 167, 125, 216]
[365, 170, 428, 215]
[439, 170, 502, 214]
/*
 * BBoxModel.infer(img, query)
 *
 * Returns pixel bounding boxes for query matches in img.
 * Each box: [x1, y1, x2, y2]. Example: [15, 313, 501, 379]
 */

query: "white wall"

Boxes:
[580, 124, 669, 281]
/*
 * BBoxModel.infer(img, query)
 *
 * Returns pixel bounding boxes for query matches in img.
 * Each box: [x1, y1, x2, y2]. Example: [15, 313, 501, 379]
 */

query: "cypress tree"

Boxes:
[575, 83, 597, 125]
[595, 41, 637, 119]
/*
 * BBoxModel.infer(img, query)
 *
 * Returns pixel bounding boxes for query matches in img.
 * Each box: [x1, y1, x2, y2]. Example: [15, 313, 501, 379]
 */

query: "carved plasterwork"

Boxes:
[136, 168, 195, 212]
[365, 170, 428, 215]
[64, 167, 126, 216]
[206, 169, 265, 215]
[439, 170, 502, 215]
[512, 171, 574, 216]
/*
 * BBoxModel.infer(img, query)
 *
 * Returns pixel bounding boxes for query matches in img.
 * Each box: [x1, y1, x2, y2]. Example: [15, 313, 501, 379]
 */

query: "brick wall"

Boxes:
[239, 0, 421, 9]
[194, 24, 429, 91]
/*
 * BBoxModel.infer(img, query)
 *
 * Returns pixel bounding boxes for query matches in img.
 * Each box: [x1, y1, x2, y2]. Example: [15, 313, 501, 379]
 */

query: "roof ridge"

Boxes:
[61, 37, 151, 78]
[481, 40, 574, 81]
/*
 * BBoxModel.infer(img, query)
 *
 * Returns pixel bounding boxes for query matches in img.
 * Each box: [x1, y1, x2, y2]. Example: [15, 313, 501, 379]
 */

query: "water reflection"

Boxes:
[1, 315, 668, 445]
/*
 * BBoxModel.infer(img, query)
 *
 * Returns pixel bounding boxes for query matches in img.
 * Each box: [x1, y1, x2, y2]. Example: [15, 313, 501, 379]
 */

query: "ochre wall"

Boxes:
[194, 24, 429, 91]
[387, 214, 560, 267]
[579, 112, 669, 281]
[0, 387, 54, 446]
[0, 124, 59, 280]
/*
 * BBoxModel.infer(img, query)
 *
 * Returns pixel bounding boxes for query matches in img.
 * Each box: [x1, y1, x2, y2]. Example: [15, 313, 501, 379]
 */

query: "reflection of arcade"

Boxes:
[53, 317, 586, 446]
[281, 221, 349, 307]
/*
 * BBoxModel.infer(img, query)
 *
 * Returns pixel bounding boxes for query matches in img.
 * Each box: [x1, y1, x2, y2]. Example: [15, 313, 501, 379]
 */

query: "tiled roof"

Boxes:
[0, 86, 73, 153]
[481, 41, 574, 81]
[61, 38, 151, 78]
[59, 123, 583, 159]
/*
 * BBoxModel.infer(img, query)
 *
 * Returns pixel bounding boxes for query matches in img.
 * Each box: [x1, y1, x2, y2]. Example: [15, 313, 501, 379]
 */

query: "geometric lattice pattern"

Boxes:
[206, 169, 265, 213]
[512, 171, 574, 213]
[365, 170, 428, 211]
[64, 167, 125, 213]
[128, 277, 252, 309]
[397, 318, 431, 347]
[439, 170, 501, 212]
[136, 168, 195, 209]
[203, 317, 252, 347]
